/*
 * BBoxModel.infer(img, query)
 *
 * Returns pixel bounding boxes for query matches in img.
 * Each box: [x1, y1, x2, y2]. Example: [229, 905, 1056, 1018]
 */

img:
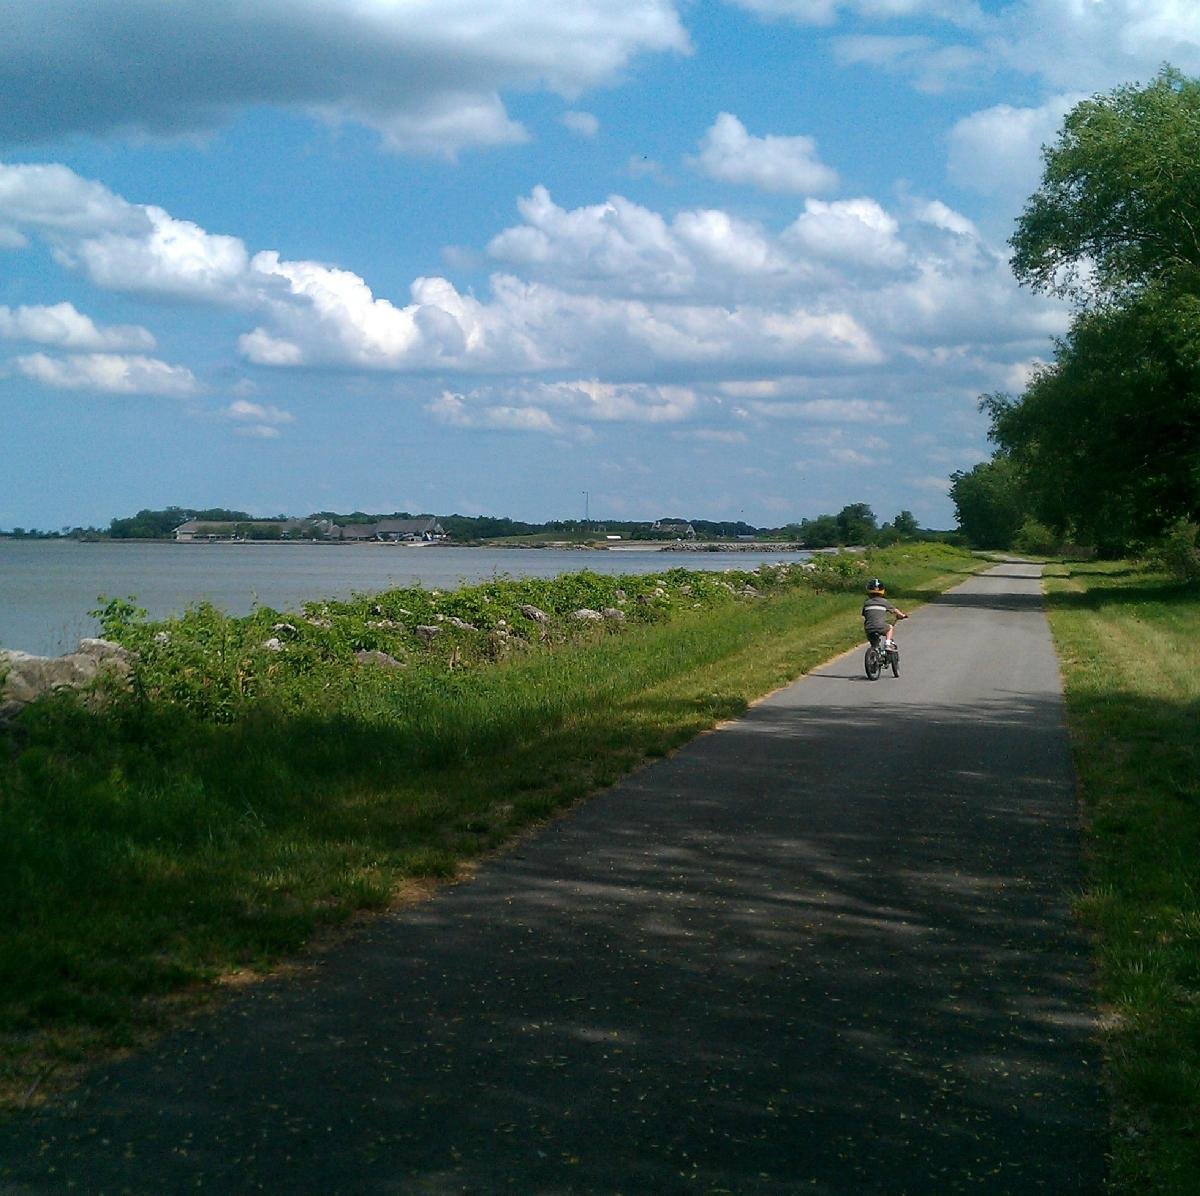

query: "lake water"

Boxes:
[0, 540, 809, 656]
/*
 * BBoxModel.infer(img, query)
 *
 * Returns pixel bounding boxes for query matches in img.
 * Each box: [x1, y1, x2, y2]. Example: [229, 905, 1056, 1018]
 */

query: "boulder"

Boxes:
[1, 639, 133, 722]
[354, 649, 406, 669]
[571, 608, 602, 621]
[519, 604, 549, 624]
[601, 608, 625, 622]
[414, 624, 441, 642]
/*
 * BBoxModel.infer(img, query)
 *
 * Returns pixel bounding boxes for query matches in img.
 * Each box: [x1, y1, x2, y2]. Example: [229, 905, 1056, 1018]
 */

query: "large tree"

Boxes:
[988, 67, 1200, 550]
[1010, 66, 1200, 304]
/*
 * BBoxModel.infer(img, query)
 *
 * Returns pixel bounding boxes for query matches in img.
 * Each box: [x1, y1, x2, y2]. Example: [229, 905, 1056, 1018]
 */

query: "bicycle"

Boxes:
[864, 630, 901, 680]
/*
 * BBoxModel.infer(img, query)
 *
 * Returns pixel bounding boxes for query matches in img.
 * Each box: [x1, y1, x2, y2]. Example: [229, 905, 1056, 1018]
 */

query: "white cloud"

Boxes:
[690, 113, 838, 194]
[225, 399, 293, 425]
[730, 1, 983, 27]
[947, 94, 1085, 200]
[14, 352, 199, 396]
[429, 379, 700, 434]
[234, 424, 283, 440]
[992, 0, 1200, 92]
[832, 35, 982, 92]
[560, 110, 600, 138]
[1, 1, 689, 158]
[912, 199, 977, 238]
[0, 302, 154, 351]
[0, 163, 1064, 410]
[784, 198, 906, 269]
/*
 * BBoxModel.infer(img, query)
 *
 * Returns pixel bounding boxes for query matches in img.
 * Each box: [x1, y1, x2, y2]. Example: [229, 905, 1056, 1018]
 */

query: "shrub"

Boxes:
[1157, 520, 1200, 582]
[1013, 519, 1059, 556]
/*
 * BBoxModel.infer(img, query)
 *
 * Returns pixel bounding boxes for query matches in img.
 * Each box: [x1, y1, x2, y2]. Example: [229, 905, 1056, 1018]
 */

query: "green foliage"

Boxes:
[1012, 519, 1059, 556]
[985, 68, 1200, 555]
[1157, 520, 1200, 582]
[88, 596, 148, 640]
[949, 455, 1028, 549]
[1011, 67, 1200, 303]
[108, 507, 251, 539]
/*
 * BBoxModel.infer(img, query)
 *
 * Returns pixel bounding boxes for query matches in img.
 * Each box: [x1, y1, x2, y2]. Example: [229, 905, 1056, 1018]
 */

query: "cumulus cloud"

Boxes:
[0, 1, 688, 157]
[14, 352, 199, 396]
[784, 199, 907, 269]
[560, 110, 600, 137]
[690, 114, 838, 194]
[947, 93, 1086, 200]
[0, 162, 1064, 415]
[0, 302, 154, 351]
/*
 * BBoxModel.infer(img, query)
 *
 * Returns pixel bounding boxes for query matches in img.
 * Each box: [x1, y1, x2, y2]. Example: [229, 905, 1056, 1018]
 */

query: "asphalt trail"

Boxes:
[0, 563, 1105, 1193]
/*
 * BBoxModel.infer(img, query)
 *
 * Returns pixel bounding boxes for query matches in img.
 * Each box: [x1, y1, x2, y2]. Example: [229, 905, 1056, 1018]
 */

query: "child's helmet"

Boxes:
[866, 578, 885, 595]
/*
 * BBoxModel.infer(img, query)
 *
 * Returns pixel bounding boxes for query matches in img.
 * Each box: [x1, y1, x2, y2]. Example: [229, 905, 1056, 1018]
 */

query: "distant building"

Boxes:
[652, 520, 696, 539]
[174, 518, 333, 542]
[371, 517, 446, 542]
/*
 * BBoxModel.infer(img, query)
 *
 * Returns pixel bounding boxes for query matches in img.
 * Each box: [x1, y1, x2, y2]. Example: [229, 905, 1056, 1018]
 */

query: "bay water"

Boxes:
[0, 540, 808, 656]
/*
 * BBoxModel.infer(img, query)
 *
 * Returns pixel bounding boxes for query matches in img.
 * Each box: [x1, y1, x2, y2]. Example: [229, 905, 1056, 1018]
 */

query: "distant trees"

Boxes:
[108, 507, 251, 539]
[955, 67, 1200, 554]
[784, 505, 927, 548]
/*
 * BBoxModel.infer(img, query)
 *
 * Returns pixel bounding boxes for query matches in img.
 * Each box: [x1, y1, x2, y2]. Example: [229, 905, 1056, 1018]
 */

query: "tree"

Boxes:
[892, 510, 919, 538]
[986, 300, 1200, 551]
[835, 503, 877, 545]
[1011, 67, 1200, 304]
[995, 67, 1200, 551]
[949, 457, 1028, 549]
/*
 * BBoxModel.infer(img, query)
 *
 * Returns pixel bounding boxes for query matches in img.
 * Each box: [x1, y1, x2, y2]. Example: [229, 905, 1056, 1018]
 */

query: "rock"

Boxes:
[76, 638, 134, 664]
[447, 617, 476, 631]
[271, 622, 299, 638]
[414, 624, 441, 642]
[679, 584, 693, 595]
[1, 639, 133, 721]
[519, 604, 549, 624]
[153, 630, 171, 645]
[261, 637, 285, 652]
[601, 608, 625, 621]
[354, 649, 406, 669]
[571, 608, 602, 621]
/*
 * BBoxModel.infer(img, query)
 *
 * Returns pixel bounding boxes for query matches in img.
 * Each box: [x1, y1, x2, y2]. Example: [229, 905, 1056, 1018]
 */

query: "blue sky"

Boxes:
[2, 1, 1198, 531]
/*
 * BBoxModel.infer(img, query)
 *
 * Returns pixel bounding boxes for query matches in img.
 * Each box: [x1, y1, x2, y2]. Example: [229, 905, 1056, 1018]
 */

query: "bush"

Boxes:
[1012, 519, 1059, 556]
[1157, 520, 1200, 582]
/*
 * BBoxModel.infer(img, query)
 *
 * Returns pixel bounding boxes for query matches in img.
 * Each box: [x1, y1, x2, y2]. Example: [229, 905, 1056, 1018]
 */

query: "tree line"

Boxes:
[950, 67, 1200, 577]
[3, 506, 940, 545]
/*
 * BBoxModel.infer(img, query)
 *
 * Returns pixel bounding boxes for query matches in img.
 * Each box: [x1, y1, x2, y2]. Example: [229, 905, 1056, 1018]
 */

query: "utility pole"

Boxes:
[582, 490, 589, 529]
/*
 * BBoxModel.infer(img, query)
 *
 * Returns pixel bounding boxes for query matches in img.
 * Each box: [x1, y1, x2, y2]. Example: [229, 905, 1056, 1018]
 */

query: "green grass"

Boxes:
[1043, 561, 1200, 1193]
[0, 544, 980, 1108]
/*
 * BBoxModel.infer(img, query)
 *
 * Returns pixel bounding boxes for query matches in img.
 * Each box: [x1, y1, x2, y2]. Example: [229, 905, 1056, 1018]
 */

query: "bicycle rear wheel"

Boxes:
[864, 645, 881, 680]
[890, 651, 900, 678]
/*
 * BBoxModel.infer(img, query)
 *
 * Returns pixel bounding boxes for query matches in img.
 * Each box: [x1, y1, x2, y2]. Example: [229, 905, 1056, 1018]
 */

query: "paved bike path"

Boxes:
[0, 563, 1105, 1193]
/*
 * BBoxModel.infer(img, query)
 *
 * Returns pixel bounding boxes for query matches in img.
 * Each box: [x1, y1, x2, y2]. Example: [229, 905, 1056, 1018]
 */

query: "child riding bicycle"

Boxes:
[862, 578, 907, 649]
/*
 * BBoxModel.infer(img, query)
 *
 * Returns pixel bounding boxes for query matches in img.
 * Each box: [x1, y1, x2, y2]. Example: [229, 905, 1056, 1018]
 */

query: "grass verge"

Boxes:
[0, 544, 981, 1110]
[1043, 560, 1200, 1193]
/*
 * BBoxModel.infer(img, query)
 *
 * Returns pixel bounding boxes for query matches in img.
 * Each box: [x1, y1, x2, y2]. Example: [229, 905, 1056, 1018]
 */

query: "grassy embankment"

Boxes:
[0, 544, 980, 1108]
[1043, 561, 1200, 1193]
